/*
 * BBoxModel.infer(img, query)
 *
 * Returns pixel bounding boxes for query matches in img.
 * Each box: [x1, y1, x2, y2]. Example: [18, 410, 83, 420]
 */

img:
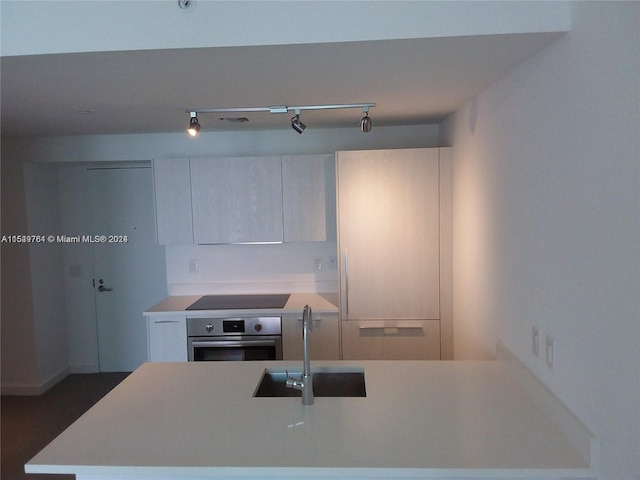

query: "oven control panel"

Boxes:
[187, 317, 281, 336]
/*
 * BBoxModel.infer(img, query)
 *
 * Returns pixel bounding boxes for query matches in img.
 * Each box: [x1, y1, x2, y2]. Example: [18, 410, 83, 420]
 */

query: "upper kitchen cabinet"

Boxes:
[190, 156, 284, 244]
[152, 154, 337, 245]
[281, 154, 336, 242]
[152, 158, 194, 244]
[337, 148, 441, 321]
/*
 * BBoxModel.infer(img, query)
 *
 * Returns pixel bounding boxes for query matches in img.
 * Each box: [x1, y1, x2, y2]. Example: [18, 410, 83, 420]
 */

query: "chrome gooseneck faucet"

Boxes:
[286, 304, 314, 405]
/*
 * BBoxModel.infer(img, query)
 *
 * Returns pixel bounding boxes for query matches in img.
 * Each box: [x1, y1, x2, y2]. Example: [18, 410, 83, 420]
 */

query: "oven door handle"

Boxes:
[191, 339, 277, 348]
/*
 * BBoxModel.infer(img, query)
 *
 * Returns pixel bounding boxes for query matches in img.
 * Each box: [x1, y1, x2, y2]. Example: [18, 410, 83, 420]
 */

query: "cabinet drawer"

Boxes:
[282, 313, 340, 360]
[342, 320, 440, 360]
[147, 314, 188, 362]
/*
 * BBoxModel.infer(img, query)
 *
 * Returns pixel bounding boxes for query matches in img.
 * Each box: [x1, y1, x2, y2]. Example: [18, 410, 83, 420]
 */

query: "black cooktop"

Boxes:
[186, 294, 291, 311]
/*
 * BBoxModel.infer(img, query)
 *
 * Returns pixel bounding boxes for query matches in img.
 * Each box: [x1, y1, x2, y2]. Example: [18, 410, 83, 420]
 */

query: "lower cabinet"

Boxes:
[282, 313, 340, 360]
[341, 320, 440, 360]
[146, 312, 438, 362]
[146, 314, 188, 362]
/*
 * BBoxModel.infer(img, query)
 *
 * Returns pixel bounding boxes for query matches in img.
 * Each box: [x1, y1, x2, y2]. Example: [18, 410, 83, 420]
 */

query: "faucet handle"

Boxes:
[285, 370, 303, 391]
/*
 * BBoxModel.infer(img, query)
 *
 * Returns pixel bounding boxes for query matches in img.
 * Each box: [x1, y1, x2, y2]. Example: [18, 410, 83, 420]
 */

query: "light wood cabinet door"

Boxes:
[147, 314, 187, 362]
[342, 320, 440, 360]
[152, 158, 193, 244]
[337, 148, 440, 320]
[282, 313, 340, 360]
[282, 154, 336, 242]
[190, 156, 283, 244]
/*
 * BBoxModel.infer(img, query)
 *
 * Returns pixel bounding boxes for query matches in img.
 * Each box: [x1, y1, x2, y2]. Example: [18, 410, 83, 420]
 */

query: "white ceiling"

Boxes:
[1, 32, 565, 137]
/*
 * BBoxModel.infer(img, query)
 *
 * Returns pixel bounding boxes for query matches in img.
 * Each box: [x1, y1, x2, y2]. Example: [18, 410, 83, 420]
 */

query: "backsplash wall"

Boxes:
[165, 242, 339, 295]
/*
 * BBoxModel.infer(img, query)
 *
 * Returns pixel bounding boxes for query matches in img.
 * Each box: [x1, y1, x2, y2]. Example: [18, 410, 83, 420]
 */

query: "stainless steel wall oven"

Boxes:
[187, 317, 282, 361]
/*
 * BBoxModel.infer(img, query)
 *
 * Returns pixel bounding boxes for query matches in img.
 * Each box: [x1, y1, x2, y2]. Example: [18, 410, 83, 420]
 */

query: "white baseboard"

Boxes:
[1, 366, 69, 396]
[496, 341, 599, 476]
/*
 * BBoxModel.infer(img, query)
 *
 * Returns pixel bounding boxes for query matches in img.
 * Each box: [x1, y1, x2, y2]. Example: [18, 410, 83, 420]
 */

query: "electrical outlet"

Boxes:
[532, 327, 539, 357]
[188, 259, 199, 273]
[545, 335, 554, 369]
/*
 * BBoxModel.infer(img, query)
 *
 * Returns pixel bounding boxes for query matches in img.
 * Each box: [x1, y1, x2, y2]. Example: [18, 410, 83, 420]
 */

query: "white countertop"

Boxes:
[144, 292, 339, 316]
[26, 358, 596, 479]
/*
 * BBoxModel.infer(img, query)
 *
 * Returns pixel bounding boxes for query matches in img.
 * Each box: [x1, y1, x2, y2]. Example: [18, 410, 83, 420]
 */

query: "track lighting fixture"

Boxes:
[360, 107, 372, 133]
[291, 110, 306, 134]
[187, 112, 200, 137]
[185, 103, 374, 136]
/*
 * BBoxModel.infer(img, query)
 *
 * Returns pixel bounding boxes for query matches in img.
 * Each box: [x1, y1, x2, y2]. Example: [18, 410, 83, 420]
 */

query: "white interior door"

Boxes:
[89, 166, 166, 372]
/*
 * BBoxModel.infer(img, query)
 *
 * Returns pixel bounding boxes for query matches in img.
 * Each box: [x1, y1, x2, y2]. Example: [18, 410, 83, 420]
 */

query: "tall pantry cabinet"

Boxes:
[336, 148, 452, 360]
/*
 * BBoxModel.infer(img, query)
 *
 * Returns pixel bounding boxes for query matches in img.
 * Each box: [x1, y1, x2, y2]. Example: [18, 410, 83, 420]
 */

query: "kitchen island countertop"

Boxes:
[26, 348, 596, 479]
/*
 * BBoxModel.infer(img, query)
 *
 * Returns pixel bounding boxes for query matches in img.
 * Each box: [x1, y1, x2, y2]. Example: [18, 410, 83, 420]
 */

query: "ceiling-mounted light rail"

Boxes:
[186, 103, 375, 114]
[185, 103, 375, 137]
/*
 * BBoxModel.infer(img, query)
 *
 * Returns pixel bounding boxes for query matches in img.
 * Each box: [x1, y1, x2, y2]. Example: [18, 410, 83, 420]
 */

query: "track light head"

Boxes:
[291, 113, 306, 134]
[187, 113, 201, 137]
[360, 108, 372, 133]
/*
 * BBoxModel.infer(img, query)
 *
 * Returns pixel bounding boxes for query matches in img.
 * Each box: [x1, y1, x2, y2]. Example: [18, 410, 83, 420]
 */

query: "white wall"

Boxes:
[165, 242, 339, 296]
[23, 164, 69, 392]
[0, 157, 69, 395]
[441, 2, 640, 479]
[7, 124, 439, 163]
[0, 143, 40, 393]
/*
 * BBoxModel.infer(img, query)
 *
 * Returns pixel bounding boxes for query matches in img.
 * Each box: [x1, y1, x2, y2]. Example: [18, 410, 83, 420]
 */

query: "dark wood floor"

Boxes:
[1, 372, 129, 480]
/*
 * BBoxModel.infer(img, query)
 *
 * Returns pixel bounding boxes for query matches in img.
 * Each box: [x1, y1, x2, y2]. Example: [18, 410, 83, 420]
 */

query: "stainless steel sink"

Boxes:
[254, 367, 366, 397]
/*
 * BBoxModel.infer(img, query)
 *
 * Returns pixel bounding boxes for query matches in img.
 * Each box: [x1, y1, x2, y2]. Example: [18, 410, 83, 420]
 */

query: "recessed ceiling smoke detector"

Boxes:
[177, 0, 196, 13]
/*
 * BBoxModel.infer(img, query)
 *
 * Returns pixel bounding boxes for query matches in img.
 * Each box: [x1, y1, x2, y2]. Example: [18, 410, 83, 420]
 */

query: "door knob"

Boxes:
[97, 279, 113, 292]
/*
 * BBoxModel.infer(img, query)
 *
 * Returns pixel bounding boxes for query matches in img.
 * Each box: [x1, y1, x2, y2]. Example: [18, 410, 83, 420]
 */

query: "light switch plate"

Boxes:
[188, 259, 199, 273]
[545, 335, 554, 369]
